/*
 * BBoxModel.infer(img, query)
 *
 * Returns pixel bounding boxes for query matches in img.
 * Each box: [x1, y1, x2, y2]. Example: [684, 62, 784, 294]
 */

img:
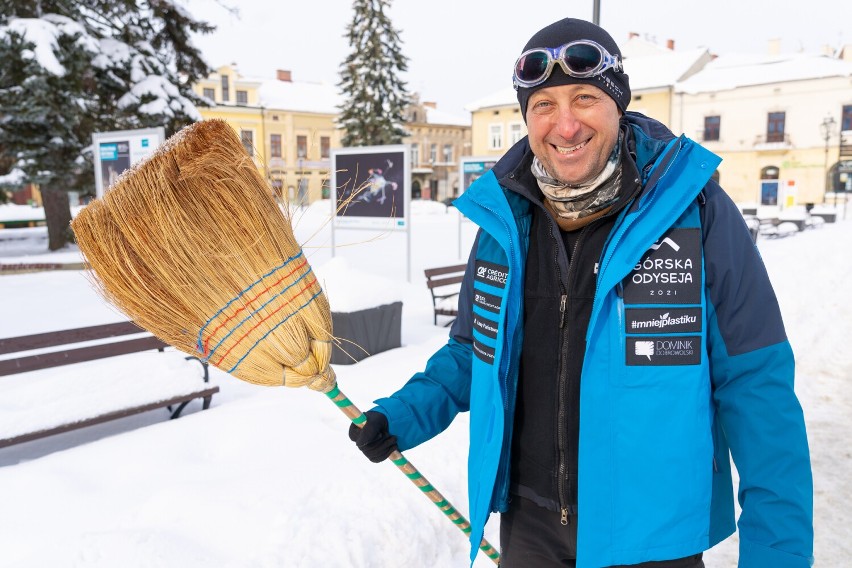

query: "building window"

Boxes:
[240, 129, 253, 156]
[489, 124, 504, 150]
[766, 112, 785, 143]
[509, 123, 524, 145]
[842, 105, 852, 132]
[411, 143, 419, 166]
[236, 90, 248, 105]
[429, 143, 437, 163]
[703, 116, 720, 141]
[270, 134, 282, 158]
[761, 166, 780, 180]
[442, 144, 452, 163]
[221, 75, 230, 103]
[320, 136, 330, 159]
[202, 87, 215, 101]
[296, 135, 308, 160]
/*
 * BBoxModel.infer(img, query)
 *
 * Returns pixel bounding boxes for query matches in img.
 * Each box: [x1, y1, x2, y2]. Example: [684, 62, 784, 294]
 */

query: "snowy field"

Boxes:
[0, 202, 849, 567]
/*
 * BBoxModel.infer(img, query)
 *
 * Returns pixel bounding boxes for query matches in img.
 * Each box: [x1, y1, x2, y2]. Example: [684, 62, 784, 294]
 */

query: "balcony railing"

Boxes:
[753, 133, 792, 150]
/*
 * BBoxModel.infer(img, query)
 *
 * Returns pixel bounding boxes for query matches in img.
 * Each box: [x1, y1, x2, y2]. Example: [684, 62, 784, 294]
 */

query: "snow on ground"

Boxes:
[0, 208, 849, 567]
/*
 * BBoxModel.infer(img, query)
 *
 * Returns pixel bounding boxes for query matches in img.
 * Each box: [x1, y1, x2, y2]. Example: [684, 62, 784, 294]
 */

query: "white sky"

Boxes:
[181, 0, 850, 116]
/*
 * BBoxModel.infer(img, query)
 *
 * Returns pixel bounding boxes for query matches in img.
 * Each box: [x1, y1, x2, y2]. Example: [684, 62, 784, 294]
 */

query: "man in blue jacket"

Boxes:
[349, 18, 813, 568]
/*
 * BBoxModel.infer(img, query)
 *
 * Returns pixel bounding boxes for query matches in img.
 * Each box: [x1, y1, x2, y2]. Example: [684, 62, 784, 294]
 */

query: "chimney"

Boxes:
[277, 69, 292, 82]
[423, 101, 437, 109]
[666, 39, 675, 50]
[629, 32, 639, 40]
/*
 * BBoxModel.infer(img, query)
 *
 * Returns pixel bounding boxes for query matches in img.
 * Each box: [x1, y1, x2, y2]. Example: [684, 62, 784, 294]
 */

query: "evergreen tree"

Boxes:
[0, 0, 213, 250]
[338, 0, 410, 147]
[0, 8, 99, 249]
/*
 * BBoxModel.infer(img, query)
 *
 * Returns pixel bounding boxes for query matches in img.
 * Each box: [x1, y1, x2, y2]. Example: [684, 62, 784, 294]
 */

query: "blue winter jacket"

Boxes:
[373, 113, 813, 567]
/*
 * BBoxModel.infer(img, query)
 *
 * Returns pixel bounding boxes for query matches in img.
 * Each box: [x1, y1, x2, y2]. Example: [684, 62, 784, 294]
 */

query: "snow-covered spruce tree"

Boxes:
[0, 0, 213, 250]
[0, 8, 99, 249]
[338, 0, 410, 147]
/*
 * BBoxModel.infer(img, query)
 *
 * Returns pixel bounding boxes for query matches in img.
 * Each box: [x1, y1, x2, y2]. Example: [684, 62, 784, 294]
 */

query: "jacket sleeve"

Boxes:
[370, 235, 480, 451]
[702, 182, 814, 567]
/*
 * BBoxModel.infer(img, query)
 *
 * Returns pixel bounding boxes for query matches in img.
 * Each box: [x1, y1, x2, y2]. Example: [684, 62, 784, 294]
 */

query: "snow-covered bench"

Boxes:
[424, 263, 465, 326]
[0, 321, 219, 448]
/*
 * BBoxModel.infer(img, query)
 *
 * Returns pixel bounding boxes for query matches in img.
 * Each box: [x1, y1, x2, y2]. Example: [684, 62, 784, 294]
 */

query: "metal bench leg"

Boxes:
[169, 401, 191, 419]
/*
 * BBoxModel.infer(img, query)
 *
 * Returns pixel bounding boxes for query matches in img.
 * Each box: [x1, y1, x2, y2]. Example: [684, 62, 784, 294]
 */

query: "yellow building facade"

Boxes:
[673, 57, 852, 205]
[404, 96, 471, 201]
[193, 66, 342, 203]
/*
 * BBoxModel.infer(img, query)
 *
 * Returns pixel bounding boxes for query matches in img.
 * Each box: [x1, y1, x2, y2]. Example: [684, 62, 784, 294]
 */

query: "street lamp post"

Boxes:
[820, 115, 836, 207]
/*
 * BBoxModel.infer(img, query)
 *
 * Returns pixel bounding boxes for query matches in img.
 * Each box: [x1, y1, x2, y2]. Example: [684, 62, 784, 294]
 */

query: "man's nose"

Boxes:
[552, 106, 582, 139]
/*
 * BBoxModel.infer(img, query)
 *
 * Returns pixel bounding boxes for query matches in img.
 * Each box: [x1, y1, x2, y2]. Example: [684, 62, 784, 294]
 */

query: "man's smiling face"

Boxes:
[525, 83, 621, 186]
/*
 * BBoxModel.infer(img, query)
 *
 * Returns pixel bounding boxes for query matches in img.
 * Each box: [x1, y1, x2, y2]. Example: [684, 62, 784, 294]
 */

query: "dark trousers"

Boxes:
[500, 496, 705, 568]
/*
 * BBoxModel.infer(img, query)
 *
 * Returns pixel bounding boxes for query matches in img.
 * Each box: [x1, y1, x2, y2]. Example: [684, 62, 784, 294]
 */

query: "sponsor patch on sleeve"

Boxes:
[625, 307, 702, 334]
[626, 336, 701, 366]
[473, 313, 499, 339]
[474, 260, 508, 289]
[473, 289, 502, 314]
[623, 228, 702, 305]
[473, 338, 496, 364]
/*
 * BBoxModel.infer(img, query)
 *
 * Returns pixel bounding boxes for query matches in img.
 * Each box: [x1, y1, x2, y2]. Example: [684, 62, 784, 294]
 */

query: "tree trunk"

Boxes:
[41, 186, 72, 251]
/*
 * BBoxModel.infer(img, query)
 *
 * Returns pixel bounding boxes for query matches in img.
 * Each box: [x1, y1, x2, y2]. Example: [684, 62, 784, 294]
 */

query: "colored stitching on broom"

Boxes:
[225, 281, 323, 372]
[200, 257, 309, 355]
[217, 276, 319, 366]
[195, 251, 305, 353]
[205, 269, 316, 362]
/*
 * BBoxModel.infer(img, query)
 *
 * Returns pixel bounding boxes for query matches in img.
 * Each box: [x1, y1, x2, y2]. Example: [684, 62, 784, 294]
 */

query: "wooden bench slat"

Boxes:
[426, 274, 465, 289]
[0, 336, 169, 377]
[423, 264, 466, 278]
[0, 386, 220, 449]
[0, 321, 145, 355]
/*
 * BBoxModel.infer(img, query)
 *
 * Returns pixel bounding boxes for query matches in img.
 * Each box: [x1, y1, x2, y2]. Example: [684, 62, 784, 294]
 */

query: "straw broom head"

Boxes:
[71, 119, 335, 391]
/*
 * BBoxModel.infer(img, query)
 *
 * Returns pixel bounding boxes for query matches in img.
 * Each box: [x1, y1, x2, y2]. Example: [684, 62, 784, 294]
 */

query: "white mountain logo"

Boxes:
[649, 237, 680, 252]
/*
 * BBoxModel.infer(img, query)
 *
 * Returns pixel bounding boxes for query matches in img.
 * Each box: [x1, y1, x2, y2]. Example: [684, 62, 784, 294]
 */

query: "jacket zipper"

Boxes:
[556, 226, 588, 525]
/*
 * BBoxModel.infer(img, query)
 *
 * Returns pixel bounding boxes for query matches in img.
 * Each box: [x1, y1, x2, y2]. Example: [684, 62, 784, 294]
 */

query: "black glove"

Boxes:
[348, 410, 398, 463]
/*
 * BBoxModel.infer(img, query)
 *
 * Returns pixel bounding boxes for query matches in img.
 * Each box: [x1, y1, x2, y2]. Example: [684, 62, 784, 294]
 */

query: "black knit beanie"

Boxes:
[516, 18, 631, 119]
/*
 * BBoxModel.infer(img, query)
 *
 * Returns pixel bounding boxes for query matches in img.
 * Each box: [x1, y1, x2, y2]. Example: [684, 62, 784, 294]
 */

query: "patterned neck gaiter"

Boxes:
[531, 132, 623, 222]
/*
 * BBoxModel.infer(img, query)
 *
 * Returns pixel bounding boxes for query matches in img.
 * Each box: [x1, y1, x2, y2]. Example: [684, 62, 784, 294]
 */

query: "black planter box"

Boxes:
[331, 301, 403, 365]
[811, 212, 836, 223]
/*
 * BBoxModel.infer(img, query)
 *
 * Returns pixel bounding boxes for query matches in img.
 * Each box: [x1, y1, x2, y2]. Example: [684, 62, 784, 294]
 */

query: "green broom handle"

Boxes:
[324, 384, 501, 565]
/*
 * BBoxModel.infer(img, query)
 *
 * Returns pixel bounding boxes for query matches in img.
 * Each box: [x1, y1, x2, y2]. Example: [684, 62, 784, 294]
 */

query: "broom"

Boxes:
[71, 119, 500, 565]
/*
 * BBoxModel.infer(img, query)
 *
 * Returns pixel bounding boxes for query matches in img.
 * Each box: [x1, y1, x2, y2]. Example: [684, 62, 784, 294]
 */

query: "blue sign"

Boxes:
[99, 143, 118, 161]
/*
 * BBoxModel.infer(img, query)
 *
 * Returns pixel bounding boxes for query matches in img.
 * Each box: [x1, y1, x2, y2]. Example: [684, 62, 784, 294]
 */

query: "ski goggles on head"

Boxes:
[512, 40, 624, 90]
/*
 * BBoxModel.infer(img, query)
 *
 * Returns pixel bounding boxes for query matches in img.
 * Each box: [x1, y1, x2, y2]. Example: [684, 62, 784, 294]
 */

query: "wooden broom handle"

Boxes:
[324, 384, 501, 565]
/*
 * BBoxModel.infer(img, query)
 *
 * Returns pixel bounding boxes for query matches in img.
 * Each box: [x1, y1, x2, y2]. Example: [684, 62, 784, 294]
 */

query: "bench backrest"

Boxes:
[0, 321, 169, 377]
[424, 264, 466, 290]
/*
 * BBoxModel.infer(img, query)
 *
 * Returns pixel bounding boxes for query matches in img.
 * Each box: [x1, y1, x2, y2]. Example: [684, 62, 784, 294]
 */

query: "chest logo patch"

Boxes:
[626, 336, 702, 366]
[625, 307, 702, 334]
[622, 228, 702, 304]
[474, 260, 508, 289]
